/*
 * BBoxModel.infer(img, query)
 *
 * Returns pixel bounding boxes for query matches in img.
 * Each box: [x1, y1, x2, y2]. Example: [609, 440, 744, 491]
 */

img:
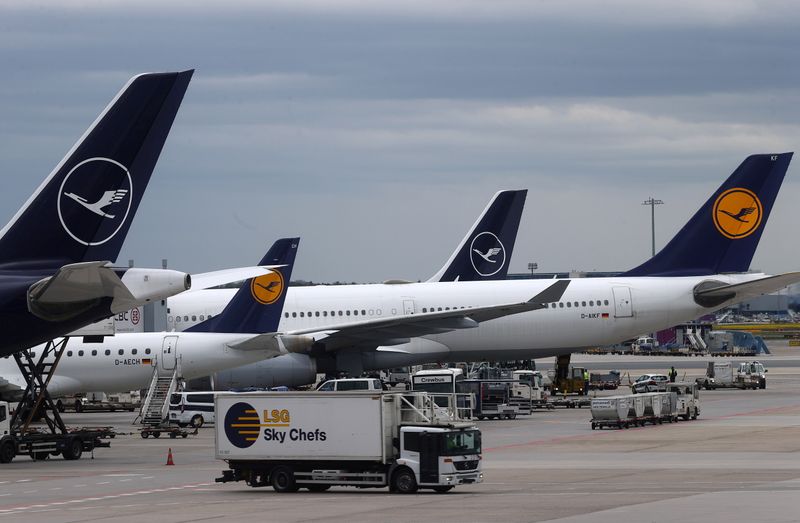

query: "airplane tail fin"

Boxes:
[624, 153, 793, 277]
[428, 189, 527, 282]
[187, 238, 299, 334]
[0, 70, 194, 269]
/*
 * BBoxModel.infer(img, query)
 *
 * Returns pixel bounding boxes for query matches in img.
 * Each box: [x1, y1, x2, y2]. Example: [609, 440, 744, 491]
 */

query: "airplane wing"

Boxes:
[27, 261, 190, 320]
[189, 265, 284, 291]
[282, 280, 570, 352]
[695, 272, 800, 305]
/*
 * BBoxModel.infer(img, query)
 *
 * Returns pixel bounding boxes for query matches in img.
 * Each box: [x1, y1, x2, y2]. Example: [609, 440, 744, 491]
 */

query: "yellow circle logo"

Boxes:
[250, 270, 285, 305]
[712, 188, 762, 240]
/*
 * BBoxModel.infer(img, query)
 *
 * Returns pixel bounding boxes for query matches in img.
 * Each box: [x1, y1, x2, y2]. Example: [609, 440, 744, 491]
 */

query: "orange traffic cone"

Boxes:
[166, 448, 175, 466]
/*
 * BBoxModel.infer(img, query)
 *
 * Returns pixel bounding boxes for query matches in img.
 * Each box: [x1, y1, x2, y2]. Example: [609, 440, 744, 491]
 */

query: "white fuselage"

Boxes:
[0, 332, 274, 396]
[169, 273, 762, 364]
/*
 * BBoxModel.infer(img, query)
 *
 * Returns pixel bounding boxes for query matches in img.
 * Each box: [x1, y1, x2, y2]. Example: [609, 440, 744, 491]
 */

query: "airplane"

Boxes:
[178, 153, 799, 390]
[0, 70, 200, 359]
[164, 188, 527, 333]
[0, 237, 565, 397]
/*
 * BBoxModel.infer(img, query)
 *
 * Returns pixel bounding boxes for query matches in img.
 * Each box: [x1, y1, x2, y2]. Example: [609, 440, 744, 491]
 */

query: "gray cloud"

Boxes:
[0, 2, 798, 282]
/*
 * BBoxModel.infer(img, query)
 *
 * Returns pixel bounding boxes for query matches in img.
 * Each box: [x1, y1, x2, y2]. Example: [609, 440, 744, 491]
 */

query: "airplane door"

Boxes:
[161, 335, 178, 371]
[403, 299, 416, 315]
[612, 287, 633, 318]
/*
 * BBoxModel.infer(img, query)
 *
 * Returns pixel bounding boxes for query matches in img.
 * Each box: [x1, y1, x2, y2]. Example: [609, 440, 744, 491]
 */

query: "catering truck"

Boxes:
[215, 391, 483, 494]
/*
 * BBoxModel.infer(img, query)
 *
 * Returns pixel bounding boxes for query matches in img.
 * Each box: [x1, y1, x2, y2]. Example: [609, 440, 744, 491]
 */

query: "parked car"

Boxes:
[631, 374, 669, 393]
[316, 378, 386, 391]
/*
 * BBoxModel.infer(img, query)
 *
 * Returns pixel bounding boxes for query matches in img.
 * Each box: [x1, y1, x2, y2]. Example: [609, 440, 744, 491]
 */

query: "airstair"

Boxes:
[137, 368, 178, 427]
[685, 331, 707, 351]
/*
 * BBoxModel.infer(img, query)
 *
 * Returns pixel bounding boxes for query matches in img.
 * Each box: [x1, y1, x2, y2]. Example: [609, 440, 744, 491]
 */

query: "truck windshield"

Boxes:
[442, 430, 481, 456]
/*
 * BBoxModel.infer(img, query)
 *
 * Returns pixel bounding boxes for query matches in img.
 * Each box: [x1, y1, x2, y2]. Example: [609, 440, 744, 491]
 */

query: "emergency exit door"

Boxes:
[403, 299, 416, 315]
[612, 287, 633, 318]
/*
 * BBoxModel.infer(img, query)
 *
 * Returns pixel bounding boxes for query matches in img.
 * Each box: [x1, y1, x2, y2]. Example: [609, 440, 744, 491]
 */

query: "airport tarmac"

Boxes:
[1, 354, 798, 522]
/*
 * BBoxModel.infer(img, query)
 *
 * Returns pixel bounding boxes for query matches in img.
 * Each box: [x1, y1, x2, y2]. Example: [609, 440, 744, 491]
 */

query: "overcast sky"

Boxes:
[0, 1, 798, 282]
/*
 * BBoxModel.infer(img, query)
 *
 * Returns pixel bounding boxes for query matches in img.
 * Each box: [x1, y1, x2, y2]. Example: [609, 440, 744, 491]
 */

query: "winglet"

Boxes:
[624, 153, 793, 276]
[187, 237, 299, 334]
[428, 189, 527, 282]
[0, 70, 194, 269]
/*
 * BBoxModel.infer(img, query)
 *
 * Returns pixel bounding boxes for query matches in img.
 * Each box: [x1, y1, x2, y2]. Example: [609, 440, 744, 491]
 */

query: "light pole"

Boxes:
[642, 197, 664, 257]
[527, 262, 538, 277]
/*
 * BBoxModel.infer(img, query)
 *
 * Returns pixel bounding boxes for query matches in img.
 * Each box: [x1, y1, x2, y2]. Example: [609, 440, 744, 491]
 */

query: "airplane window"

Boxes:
[422, 308, 427, 313]
[175, 316, 181, 323]
[604, 300, 609, 305]
[292, 312, 297, 318]
[315, 312, 320, 317]
[323, 311, 328, 317]
[339, 311, 343, 316]
[307, 312, 312, 317]
[589, 301, 594, 306]
[192, 316, 197, 321]
[200, 315, 205, 321]
[369, 309, 374, 315]
[118, 349, 124, 355]
[183, 316, 188, 321]
[284, 313, 289, 318]
[445, 307, 450, 311]
[346, 311, 351, 316]
[78, 350, 84, 357]
[559, 302, 564, 308]
[145, 348, 151, 354]
[582, 301, 586, 307]
[92, 350, 97, 356]
[438, 307, 442, 311]
[300, 312, 305, 317]
[566, 302, 571, 308]
[377, 309, 382, 315]
[105, 350, 111, 356]
[573, 302, 578, 307]
[167, 315, 173, 322]
[67, 351, 73, 357]
[132, 349, 138, 355]
[362, 310, 366, 315]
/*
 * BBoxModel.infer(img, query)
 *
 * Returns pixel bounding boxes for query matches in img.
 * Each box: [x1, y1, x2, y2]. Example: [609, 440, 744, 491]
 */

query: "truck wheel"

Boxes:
[391, 467, 418, 494]
[141, 431, 149, 439]
[152, 431, 161, 439]
[433, 486, 453, 493]
[63, 438, 83, 460]
[0, 441, 15, 463]
[190, 415, 204, 428]
[271, 466, 298, 493]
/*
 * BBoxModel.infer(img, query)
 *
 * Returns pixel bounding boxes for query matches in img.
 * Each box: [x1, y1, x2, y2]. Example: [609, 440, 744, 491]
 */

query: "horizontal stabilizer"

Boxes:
[190, 265, 283, 290]
[27, 262, 190, 321]
[694, 272, 800, 308]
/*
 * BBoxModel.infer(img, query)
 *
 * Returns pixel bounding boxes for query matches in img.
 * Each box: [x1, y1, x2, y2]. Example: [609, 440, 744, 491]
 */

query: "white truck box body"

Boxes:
[216, 392, 387, 462]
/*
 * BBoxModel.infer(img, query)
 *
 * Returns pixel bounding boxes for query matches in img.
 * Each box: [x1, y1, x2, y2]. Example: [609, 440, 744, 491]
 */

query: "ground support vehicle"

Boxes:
[549, 395, 591, 409]
[0, 400, 113, 463]
[56, 392, 139, 413]
[140, 424, 195, 439]
[215, 391, 482, 494]
[589, 371, 621, 390]
[460, 380, 519, 419]
[1, 340, 115, 464]
[696, 361, 767, 390]
[549, 356, 588, 395]
[667, 382, 700, 420]
[590, 396, 631, 429]
[512, 370, 551, 409]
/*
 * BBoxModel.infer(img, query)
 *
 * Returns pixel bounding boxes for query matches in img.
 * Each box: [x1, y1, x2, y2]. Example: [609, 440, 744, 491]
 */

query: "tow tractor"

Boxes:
[0, 338, 114, 464]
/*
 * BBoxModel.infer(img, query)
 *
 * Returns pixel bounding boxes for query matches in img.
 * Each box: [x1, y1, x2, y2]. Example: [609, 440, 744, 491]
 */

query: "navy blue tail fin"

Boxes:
[428, 189, 527, 282]
[624, 153, 793, 277]
[188, 238, 299, 334]
[0, 70, 194, 269]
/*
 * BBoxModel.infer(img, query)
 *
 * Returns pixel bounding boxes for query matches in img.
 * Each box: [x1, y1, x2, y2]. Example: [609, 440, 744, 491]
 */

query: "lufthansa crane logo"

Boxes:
[224, 401, 259, 449]
[469, 231, 506, 277]
[712, 188, 763, 240]
[251, 270, 285, 305]
[57, 157, 133, 246]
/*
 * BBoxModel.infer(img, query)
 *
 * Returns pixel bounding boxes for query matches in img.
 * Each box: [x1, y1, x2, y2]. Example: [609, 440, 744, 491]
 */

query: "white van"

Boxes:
[168, 392, 217, 428]
[316, 378, 385, 391]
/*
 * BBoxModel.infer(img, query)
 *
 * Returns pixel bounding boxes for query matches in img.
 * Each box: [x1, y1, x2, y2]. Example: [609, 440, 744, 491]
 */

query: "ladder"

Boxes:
[137, 368, 178, 427]
[10, 338, 70, 434]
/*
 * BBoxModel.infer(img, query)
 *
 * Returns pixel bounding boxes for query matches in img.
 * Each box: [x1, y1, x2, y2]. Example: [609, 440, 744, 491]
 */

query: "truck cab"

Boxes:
[397, 425, 482, 491]
[666, 382, 700, 420]
[738, 361, 767, 389]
